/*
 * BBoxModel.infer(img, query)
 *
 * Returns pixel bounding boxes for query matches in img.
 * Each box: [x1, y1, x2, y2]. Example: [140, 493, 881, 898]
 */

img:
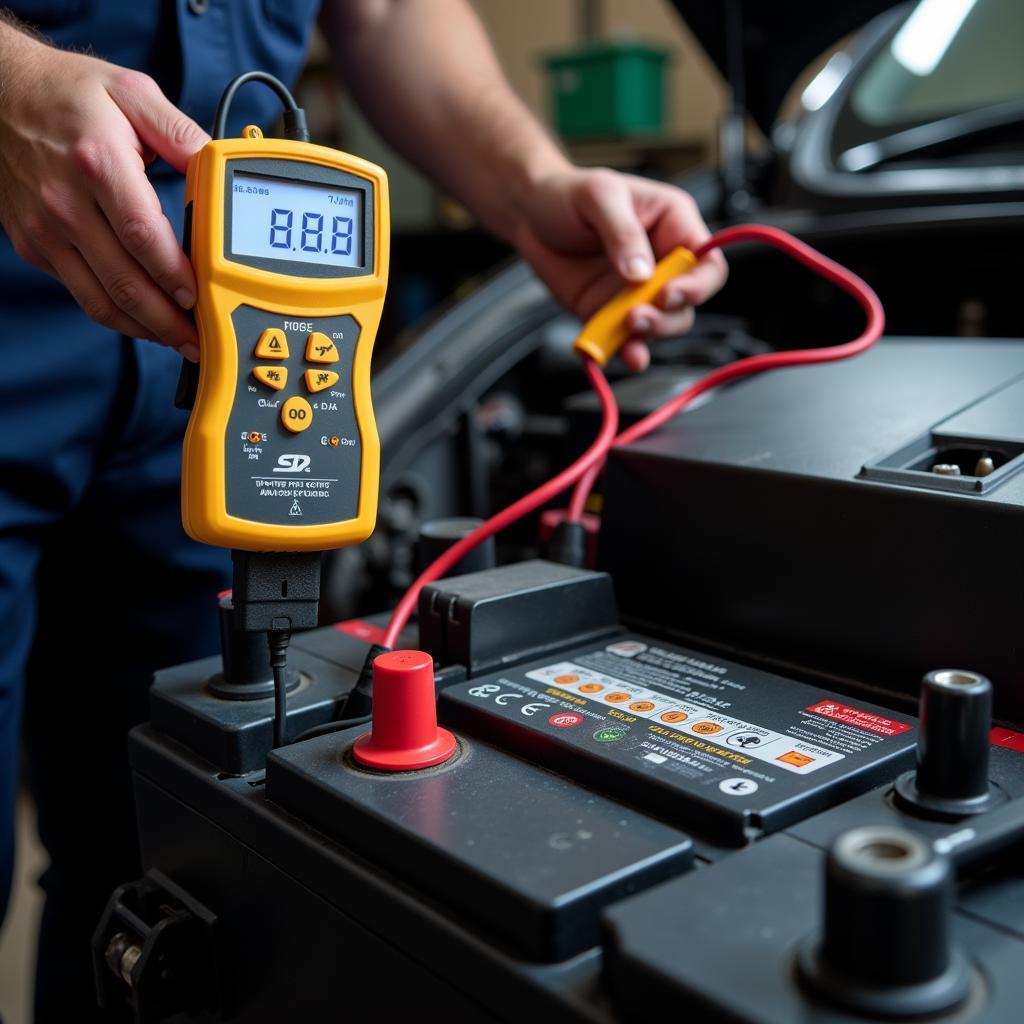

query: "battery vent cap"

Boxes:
[353, 650, 457, 771]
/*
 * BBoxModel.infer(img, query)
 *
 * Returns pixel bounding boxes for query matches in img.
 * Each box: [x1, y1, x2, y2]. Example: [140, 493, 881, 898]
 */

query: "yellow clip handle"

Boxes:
[573, 246, 698, 366]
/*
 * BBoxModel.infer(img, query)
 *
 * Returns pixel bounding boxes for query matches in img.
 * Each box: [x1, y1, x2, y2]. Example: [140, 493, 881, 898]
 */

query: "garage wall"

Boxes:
[471, 0, 728, 147]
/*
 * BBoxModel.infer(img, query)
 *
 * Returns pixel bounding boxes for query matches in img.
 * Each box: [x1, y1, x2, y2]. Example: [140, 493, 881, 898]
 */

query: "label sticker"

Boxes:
[778, 751, 816, 768]
[806, 701, 913, 737]
[441, 637, 918, 843]
[549, 712, 583, 728]
[719, 778, 759, 796]
[991, 727, 1024, 753]
[606, 641, 648, 658]
[525, 661, 845, 775]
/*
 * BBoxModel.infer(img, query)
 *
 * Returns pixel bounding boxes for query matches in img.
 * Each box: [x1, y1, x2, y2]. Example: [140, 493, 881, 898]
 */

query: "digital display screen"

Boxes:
[230, 173, 363, 268]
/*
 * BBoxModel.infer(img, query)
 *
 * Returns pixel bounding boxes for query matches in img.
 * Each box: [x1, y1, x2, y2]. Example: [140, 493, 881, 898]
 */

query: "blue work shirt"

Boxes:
[0, 0, 326, 975]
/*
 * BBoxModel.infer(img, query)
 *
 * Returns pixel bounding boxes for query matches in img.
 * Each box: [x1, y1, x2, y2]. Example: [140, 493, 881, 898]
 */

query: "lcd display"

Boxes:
[230, 173, 363, 268]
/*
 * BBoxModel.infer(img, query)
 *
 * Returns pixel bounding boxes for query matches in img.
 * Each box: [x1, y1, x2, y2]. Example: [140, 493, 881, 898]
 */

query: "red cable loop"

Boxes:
[567, 224, 885, 516]
[381, 358, 618, 649]
[381, 224, 884, 649]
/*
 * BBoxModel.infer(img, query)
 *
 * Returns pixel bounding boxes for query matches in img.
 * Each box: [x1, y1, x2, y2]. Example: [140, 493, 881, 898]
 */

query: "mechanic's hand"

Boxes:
[0, 29, 207, 359]
[514, 168, 728, 372]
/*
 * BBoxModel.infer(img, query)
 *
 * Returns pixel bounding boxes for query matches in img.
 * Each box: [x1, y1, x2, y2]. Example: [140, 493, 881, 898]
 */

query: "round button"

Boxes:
[280, 396, 313, 433]
[187, 0, 209, 14]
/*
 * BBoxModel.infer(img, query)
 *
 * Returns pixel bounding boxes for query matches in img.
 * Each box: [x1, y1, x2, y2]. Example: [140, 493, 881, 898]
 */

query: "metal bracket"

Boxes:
[92, 869, 221, 1022]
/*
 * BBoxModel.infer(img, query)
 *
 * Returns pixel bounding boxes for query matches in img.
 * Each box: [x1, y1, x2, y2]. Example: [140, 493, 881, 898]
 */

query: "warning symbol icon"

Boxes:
[727, 731, 764, 749]
[289, 500, 302, 517]
[718, 778, 759, 796]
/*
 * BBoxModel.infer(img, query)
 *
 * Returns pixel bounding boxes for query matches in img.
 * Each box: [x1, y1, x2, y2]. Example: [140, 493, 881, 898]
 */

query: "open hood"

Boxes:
[669, 0, 907, 132]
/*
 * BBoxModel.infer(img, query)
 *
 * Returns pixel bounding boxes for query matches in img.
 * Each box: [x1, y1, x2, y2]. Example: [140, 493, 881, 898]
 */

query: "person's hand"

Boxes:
[0, 27, 208, 359]
[513, 168, 728, 371]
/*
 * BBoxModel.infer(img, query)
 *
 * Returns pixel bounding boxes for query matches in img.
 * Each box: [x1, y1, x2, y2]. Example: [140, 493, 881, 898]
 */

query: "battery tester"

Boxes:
[181, 73, 388, 553]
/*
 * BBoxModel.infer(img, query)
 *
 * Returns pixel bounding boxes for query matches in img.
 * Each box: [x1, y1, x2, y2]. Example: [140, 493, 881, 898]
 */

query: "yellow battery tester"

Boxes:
[180, 73, 389, 553]
[176, 72, 390, 747]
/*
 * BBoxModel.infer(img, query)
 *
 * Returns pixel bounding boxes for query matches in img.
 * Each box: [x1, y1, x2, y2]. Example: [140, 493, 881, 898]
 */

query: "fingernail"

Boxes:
[625, 256, 653, 281]
[174, 288, 195, 309]
[664, 289, 687, 310]
[179, 342, 200, 363]
[633, 315, 653, 333]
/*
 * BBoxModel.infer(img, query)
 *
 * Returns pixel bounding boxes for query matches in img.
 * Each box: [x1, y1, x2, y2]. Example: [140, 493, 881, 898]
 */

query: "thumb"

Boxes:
[106, 70, 209, 173]
[575, 170, 656, 284]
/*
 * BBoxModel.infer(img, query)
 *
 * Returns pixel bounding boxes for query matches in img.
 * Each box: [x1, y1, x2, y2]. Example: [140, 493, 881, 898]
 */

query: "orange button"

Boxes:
[604, 692, 631, 703]
[629, 701, 656, 713]
[778, 750, 815, 768]
[306, 332, 339, 363]
[254, 328, 288, 359]
[281, 395, 313, 433]
[252, 365, 287, 390]
[660, 711, 688, 724]
[305, 368, 339, 393]
[579, 683, 604, 694]
[691, 721, 724, 735]
[554, 674, 580, 685]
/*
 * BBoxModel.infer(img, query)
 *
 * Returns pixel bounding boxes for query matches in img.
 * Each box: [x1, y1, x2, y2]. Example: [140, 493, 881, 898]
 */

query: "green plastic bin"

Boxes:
[544, 41, 670, 140]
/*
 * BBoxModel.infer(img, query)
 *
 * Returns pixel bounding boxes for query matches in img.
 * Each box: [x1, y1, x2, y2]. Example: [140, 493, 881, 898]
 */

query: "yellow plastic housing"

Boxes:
[573, 246, 697, 366]
[181, 136, 389, 551]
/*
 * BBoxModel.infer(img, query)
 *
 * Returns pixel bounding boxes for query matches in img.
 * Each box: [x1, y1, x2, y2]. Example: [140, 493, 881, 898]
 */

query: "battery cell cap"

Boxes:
[353, 649, 457, 771]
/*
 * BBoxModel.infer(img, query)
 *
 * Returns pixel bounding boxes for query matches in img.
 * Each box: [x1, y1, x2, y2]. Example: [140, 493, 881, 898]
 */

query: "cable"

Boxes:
[293, 714, 373, 745]
[267, 629, 291, 748]
[567, 463, 599, 521]
[565, 224, 886, 519]
[212, 71, 309, 142]
[380, 224, 884, 652]
[380, 358, 618, 649]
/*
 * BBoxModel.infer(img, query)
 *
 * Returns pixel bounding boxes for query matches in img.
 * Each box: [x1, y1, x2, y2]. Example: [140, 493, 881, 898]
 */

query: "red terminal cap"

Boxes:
[352, 650, 457, 771]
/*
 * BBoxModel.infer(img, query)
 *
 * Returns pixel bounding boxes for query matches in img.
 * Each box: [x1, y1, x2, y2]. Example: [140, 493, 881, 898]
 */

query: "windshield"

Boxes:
[833, 0, 1024, 154]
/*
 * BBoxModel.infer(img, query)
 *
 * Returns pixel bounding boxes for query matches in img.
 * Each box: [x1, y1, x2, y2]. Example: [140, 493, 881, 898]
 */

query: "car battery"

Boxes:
[106, 620, 1024, 1024]
[440, 635, 917, 845]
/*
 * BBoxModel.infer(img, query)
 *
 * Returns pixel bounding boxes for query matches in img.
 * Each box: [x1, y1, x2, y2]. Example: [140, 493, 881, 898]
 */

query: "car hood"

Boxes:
[668, 0, 906, 132]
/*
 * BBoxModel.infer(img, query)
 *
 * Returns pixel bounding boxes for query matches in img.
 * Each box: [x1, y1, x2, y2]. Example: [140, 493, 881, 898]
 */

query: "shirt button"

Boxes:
[188, 0, 210, 15]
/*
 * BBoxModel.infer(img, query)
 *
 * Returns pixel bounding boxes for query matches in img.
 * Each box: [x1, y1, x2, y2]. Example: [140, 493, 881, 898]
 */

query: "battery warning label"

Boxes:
[526, 661, 842, 775]
[805, 700, 913, 737]
[440, 635, 918, 842]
